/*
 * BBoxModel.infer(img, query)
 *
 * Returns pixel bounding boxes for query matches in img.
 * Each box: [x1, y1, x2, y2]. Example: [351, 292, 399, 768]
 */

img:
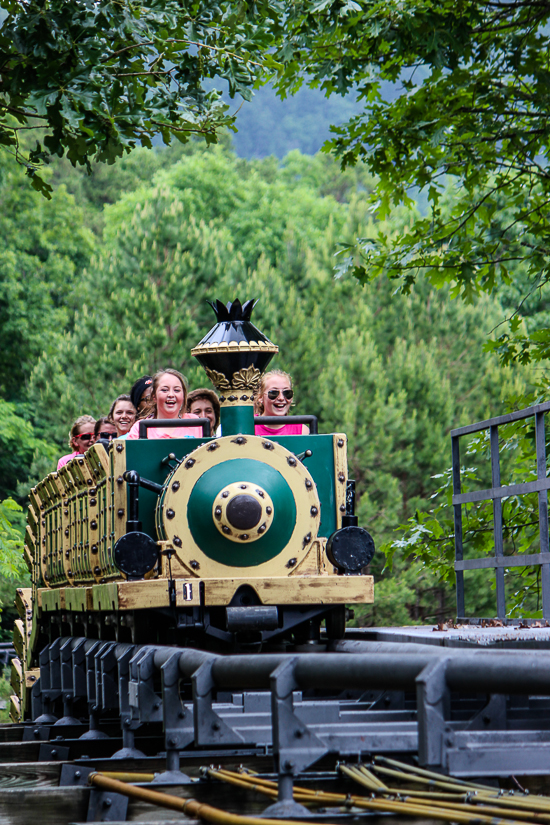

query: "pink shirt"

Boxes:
[255, 422, 304, 436]
[126, 414, 203, 440]
[57, 451, 82, 470]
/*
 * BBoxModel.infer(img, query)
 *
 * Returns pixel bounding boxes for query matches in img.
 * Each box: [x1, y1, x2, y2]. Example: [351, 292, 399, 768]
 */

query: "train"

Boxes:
[10, 299, 375, 722]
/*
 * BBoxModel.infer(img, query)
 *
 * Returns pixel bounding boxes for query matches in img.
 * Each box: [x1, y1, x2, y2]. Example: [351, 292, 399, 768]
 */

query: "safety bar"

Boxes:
[255, 415, 318, 434]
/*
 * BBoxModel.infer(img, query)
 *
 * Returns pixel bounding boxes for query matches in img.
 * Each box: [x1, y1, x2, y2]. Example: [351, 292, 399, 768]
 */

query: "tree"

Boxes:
[0, 0, 273, 196]
[266, 0, 550, 364]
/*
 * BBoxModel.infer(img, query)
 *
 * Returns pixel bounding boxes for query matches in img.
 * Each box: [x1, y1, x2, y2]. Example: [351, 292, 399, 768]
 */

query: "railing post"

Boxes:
[491, 425, 506, 618]
[452, 435, 465, 619]
[536, 412, 550, 619]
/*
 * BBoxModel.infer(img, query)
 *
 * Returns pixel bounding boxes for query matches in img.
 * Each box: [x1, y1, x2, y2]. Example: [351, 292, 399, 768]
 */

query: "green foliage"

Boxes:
[0, 154, 94, 401]
[264, 0, 550, 366]
[0, 498, 26, 580]
[0, 0, 272, 193]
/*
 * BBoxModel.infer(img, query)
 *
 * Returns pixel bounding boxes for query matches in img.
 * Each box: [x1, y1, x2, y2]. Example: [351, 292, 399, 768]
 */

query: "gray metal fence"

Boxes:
[452, 401, 550, 621]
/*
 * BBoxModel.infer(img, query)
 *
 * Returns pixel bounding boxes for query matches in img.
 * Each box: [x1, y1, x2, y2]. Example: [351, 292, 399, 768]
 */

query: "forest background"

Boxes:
[0, 77, 547, 636]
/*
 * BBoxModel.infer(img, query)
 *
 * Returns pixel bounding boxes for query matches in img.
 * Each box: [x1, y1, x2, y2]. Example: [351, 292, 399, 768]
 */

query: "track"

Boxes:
[8, 628, 550, 822]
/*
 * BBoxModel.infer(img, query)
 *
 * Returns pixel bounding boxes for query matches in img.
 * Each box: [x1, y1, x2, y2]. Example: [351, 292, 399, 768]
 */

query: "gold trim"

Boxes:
[333, 434, 348, 529]
[204, 365, 262, 395]
[191, 340, 279, 355]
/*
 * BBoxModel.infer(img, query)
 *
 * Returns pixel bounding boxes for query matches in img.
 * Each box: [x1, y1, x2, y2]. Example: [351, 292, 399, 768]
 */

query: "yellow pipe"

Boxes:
[88, 772, 335, 825]
[359, 764, 390, 790]
[372, 762, 492, 793]
[207, 768, 535, 825]
[400, 794, 550, 822]
[374, 755, 497, 791]
[100, 771, 156, 783]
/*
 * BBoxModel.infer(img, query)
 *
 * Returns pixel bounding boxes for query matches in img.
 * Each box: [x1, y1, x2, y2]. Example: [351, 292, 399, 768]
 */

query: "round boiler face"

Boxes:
[156, 436, 321, 576]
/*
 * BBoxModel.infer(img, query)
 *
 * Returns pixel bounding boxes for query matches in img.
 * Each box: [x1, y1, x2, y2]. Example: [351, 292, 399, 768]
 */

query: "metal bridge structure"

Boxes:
[28, 633, 550, 803]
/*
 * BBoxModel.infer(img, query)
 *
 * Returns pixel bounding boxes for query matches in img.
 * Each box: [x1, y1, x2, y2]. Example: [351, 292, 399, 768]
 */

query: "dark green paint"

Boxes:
[220, 405, 255, 435]
[187, 458, 296, 566]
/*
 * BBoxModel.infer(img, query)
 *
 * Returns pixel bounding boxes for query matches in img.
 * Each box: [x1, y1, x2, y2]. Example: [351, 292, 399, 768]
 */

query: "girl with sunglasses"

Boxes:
[57, 415, 97, 471]
[254, 370, 309, 435]
[94, 416, 117, 443]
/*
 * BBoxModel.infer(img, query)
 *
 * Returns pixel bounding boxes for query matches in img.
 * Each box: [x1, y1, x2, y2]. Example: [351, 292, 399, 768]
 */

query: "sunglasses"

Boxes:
[76, 432, 94, 442]
[97, 431, 116, 440]
[267, 389, 293, 401]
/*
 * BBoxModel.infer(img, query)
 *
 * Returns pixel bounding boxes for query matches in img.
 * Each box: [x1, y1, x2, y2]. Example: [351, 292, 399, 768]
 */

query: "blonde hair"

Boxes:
[69, 415, 96, 449]
[139, 368, 188, 419]
[254, 370, 293, 415]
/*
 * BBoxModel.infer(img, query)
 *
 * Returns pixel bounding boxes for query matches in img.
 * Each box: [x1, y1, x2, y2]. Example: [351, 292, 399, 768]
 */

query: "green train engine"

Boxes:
[11, 299, 374, 721]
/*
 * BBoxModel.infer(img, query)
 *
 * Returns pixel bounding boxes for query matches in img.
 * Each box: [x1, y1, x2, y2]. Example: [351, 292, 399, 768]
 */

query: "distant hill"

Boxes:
[230, 83, 361, 159]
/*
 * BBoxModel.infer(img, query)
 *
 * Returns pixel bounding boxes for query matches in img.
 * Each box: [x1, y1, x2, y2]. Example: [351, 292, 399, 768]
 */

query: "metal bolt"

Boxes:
[338, 473, 346, 483]
[222, 525, 231, 534]
[168, 737, 177, 747]
[240, 484, 248, 489]
[287, 558, 297, 568]
[103, 798, 112, 808]
[287, 456, 297, 467]
[337, 439, 344, 447]
[172, 481, 181, 492]
[178, 710, 186, 719]
[258, 523, 267, 534]
[284, 760, 295, 771]
[222, 490, 229, 498]
[294, 729, 303, 739]
[214, 507, 222, 518]
[310, 506, 318, 516]
[262, 441, 274, 450]
[90, 520, 98, 529]
[166, 509, 175, 520]
[340, 504, 346, 512]
[94, 566, 100, 575]
[117, 476, 124, 485]
[173, 536, 182, 547]
[90, 498, 97, 506]
[266, 506, 272, 515]
[153, 702, 160, 710]
[116, 444, 124, 453]
[239, 534, 249, 541]
[190, 560, 200, 569]
[212, 721, 220, 731]
[207, 442, 219, 452]
[185, 458, 196, 468]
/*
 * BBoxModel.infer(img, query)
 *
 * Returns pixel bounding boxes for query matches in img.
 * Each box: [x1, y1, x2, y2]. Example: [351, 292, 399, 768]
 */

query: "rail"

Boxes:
[451, 401, 550, 621]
